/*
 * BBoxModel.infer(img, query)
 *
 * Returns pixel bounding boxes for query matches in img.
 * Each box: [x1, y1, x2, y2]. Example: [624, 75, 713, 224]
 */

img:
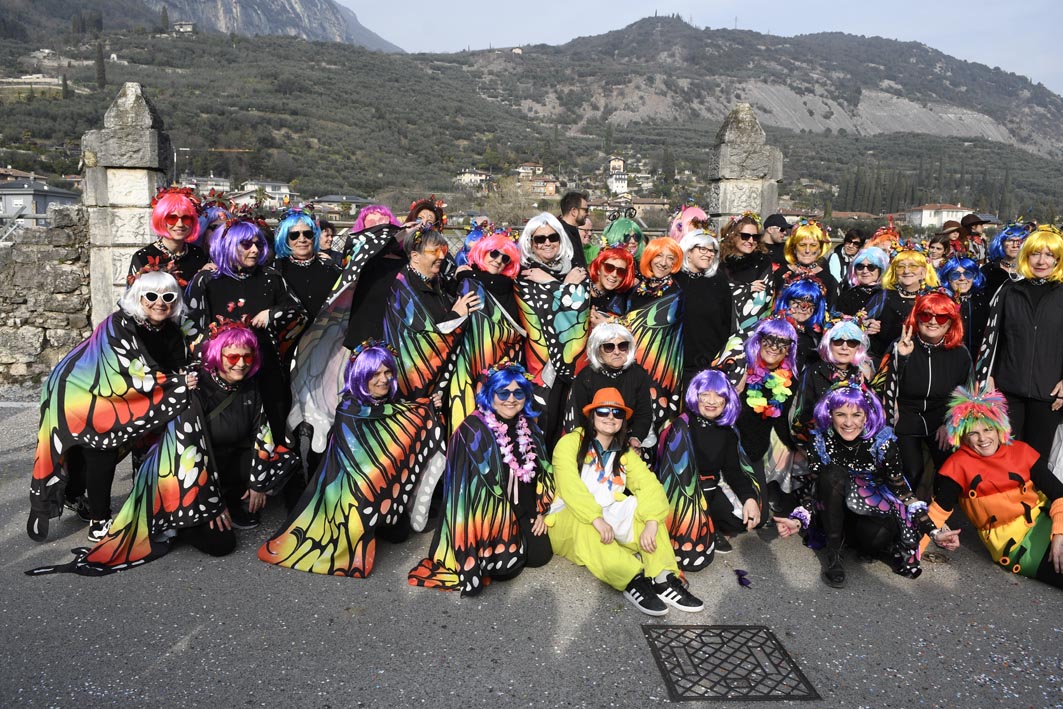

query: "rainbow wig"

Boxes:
[880, 249, 940, 291]
[817, 319, 869, 367]
[668, 205, 707, 240]
[813, 382, 885, 440]
[679, 230, 720, 277]
[603, 218, 646, 261]
[846, 246, 890, 287]
[987, 222, 1031, 262]
[904, 291, 964, 349]
[274, 211, 320, 259]
[685, 369, 740, 426]
[938, 256, 985, 294]
[1016, 227, 1063, 282]
[589, 247, 636, 292]
[774, 278, 827, 329]
[944, 384, 1012, 450]
[352, 204, 400, 233]
[201, 323, 261, 378]
[468, 232, 520, 279]
[150, 192, 201, 242]
[342, 345, 398, 405]
[519, 212, 573, 270]
[196, 204, 230, 246]
[639, 237, 684, 278]
[745, 317, 798, 379]
[119, 270, 185, 322]
[211, 220, 269, 279]
[474, 362, 537, 418]
[587, 322, 636, 371]
[784, 221, 831, 264]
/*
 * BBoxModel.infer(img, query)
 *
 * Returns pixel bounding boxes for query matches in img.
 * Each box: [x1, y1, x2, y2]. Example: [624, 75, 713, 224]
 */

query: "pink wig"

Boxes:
[352, 204, 400, 233]
[668, 206, 707, 240]
[150, 192, 202, 243]
[201, 324, 261, 378]
[468, 232, 521, 279]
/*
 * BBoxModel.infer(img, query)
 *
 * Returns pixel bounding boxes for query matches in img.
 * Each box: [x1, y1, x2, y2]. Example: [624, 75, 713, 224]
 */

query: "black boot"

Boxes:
[822, 547, 846, 588]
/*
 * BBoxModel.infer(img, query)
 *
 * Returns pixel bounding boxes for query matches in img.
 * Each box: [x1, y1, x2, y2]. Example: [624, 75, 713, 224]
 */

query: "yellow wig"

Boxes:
[1016, 227, 1063, 282]
[880, 249, 940, 291]
[784, 221, 832, 264]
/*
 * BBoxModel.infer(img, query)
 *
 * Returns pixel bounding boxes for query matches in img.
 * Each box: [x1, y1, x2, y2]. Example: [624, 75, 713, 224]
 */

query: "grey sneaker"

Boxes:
[624, 575, 669, 616]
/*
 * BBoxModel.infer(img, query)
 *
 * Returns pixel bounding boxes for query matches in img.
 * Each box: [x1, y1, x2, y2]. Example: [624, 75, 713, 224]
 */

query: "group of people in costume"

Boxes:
[24, 188, 1063, 615]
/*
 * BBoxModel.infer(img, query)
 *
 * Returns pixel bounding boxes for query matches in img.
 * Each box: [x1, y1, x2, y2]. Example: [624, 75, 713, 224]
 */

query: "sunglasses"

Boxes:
[142, 291, 178, 304]
[594, 407, 626, 419]
[854, 263, 880, 272]
[239, 238, 264, 250]
[600, 341, 631, 354]
[223, 353, 254, 366]
[916, 312, 950, 325]
[532, 232, 561, 245]
[495, 388, 527, 401]
[287, 229, 314, 242]
[830, 338, 862, 349]
[487, 249, 512, 265]
[737, 232, 759, 242]
[948, 270, 971, 280]
[164, 214, 195, 227]
[761, 335, 792, 351]
[421, 245, 449, 258]
[600, 262, 629, 278]
[844, 239, 863, 246]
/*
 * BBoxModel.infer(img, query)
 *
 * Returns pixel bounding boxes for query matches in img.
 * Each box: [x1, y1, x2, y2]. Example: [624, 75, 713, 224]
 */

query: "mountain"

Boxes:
[0, 0, 402, 53]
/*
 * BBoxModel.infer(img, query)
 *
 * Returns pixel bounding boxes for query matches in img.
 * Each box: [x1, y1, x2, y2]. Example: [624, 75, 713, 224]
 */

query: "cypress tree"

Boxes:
[95, 42, 106, 89]
[160, 5, 170, 32]
[61, 74, 71, 99]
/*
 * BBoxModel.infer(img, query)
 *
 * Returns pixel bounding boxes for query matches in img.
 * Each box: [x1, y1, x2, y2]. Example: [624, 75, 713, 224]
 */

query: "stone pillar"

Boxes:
[705, 103, 783, 222]
[81, 82, 172, 324]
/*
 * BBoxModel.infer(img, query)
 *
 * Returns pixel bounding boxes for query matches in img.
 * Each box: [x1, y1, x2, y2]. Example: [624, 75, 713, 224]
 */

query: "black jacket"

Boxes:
[989, 279, 1063, 400]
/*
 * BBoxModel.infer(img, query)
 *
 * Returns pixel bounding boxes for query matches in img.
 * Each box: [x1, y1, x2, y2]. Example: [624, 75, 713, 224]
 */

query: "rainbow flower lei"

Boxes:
[745, 362, 794, 419]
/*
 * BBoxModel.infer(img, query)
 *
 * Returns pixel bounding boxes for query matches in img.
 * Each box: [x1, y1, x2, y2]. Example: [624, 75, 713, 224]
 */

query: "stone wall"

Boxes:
[0, 205, 92, 386]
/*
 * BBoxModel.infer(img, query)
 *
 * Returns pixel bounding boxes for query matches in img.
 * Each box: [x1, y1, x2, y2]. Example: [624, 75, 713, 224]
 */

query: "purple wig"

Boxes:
[341, 345, 398, 405]
[812, 384, 885, 439]
[817, 320, 869, 367]
[684, 369, 740, 426]
[744, 317, 798, 379]
[274, 212, 320, 259]
[201, 324, 261, 378]
[475, 363, 538, 418]
[211, 221, 269, 279]
[352, 205, 400, 233]
[150, 192, 201, 243]
[196, 204, 230, 248]
[468, 232, 521, 279]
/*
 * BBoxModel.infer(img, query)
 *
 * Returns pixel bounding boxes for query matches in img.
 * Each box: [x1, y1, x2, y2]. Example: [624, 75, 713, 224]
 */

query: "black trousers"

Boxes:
[176, 522, 237, 557]
[66, 447, 122, 519]
[817, 464, 899, 553]
[896, 432, 951, 493]
[493, 512, 553, 581]
[1003, 393, 1062, 464]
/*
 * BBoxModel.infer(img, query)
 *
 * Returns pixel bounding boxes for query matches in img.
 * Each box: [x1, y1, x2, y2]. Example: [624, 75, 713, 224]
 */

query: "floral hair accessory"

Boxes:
[483, 359, 532, 383]
[221, 210, 272, 240]
[151, 186, 199, 209]
[207, 315, 251, 340]
[349, 338, 397, 360]
[733, 210, 762, 227]
[279, 204, 316, 222]
[126, 257, 178, 286]
[197, 188, 232, 213]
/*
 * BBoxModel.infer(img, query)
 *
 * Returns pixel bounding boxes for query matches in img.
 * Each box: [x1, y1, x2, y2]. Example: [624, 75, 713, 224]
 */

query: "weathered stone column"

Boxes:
[81, 83, 172, 324]
[705, 103, 783, 221]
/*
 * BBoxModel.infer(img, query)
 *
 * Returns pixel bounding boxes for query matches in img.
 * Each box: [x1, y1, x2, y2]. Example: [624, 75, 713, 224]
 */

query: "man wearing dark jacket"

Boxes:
[559, 191, 589, 268]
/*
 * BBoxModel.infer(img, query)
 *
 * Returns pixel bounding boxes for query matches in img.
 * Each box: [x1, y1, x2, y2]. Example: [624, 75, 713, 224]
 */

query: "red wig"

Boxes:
[589, 247, 636, 292]
[150, 192, 202, 242]
[468, 232, 520, 279]
[905, 291, 964, 349]
[639, 237, 683, 278]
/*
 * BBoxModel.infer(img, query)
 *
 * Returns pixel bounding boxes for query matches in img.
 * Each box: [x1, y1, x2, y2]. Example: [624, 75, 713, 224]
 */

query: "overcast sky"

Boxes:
[342, 0, 1063, 96]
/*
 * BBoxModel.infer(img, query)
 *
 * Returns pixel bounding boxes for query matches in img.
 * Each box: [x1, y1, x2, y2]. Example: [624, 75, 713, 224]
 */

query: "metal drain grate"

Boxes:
[643, 625, 819, 702]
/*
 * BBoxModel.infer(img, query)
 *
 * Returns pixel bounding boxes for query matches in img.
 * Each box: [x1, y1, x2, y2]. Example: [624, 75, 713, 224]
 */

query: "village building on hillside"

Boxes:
[229, 179, 298, 210]
[0, 180, 79, 228]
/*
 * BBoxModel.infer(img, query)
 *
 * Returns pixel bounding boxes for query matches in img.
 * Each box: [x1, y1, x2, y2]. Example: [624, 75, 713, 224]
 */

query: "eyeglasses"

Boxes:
[1004, 238, 1024, 246]
[789, 299, 814, 312]
[761, 335, 792, 351]
[142, 291, 178, 304]
[421, 245, 449, 258]
[600, 262, 629, 278]
[600, 341, 631, 354]
[287, 229, 314, 242]
[854, 263, 880, 272]
[948, 270, 970, 280]
[239, 238, 263, 250]
[532, 232, 561, 245]
[737, 232, 759, 242]
[487, 249, 512, 265]
[164, 214, 195, 227]
[494, 388, 527, 401]
[830, 338, 862, 349]
[223, 353, 254, 366]
[697, 393, 722, 404]
[916, 312, 950, 325]
[594, 407, 625, 419]
[692, 245, 716, 255]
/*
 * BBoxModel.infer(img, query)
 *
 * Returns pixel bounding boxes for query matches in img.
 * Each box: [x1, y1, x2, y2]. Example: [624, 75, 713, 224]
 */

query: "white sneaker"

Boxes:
[87, 518, 112, 543]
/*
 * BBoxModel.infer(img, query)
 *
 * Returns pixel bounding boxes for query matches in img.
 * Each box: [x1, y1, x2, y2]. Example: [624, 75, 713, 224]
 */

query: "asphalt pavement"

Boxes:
[1, 401, 1061, 708]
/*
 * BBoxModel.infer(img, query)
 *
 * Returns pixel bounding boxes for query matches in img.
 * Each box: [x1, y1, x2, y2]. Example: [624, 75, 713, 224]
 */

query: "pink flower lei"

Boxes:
[481, 409, 538, 489]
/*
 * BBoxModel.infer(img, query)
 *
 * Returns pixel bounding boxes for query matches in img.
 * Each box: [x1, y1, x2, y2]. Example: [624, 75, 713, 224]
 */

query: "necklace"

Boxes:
[634, 275, 673, 298]
[210, 370, 238, 392]
[288, 255, 316, 268]
[155, 239, 187, 259]
[481, 410, 537, 495]
[745, 360, 794, 418]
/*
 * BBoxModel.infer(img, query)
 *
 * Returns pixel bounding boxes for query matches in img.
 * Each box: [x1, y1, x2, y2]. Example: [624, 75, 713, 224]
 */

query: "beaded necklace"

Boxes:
[634, 275, 674, 298]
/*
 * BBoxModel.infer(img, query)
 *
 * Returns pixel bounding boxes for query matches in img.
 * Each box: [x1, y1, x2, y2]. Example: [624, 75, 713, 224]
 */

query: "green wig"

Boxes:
[602, 218, 646, 262]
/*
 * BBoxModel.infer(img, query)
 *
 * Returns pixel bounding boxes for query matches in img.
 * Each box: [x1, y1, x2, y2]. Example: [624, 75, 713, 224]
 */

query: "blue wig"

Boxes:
[475, 363, 538, 418]
[938, 256, 985, 294]
[341, 345, 398, 405]
[817, 319, 869, 367]
[774, 278, 827, 329]
[846, 246, 890, 287]
[684, 369, 740, 426]
[987, 222, 1032, 262]
[210, 220, 270, 279]
[274, 212, 320, 259]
